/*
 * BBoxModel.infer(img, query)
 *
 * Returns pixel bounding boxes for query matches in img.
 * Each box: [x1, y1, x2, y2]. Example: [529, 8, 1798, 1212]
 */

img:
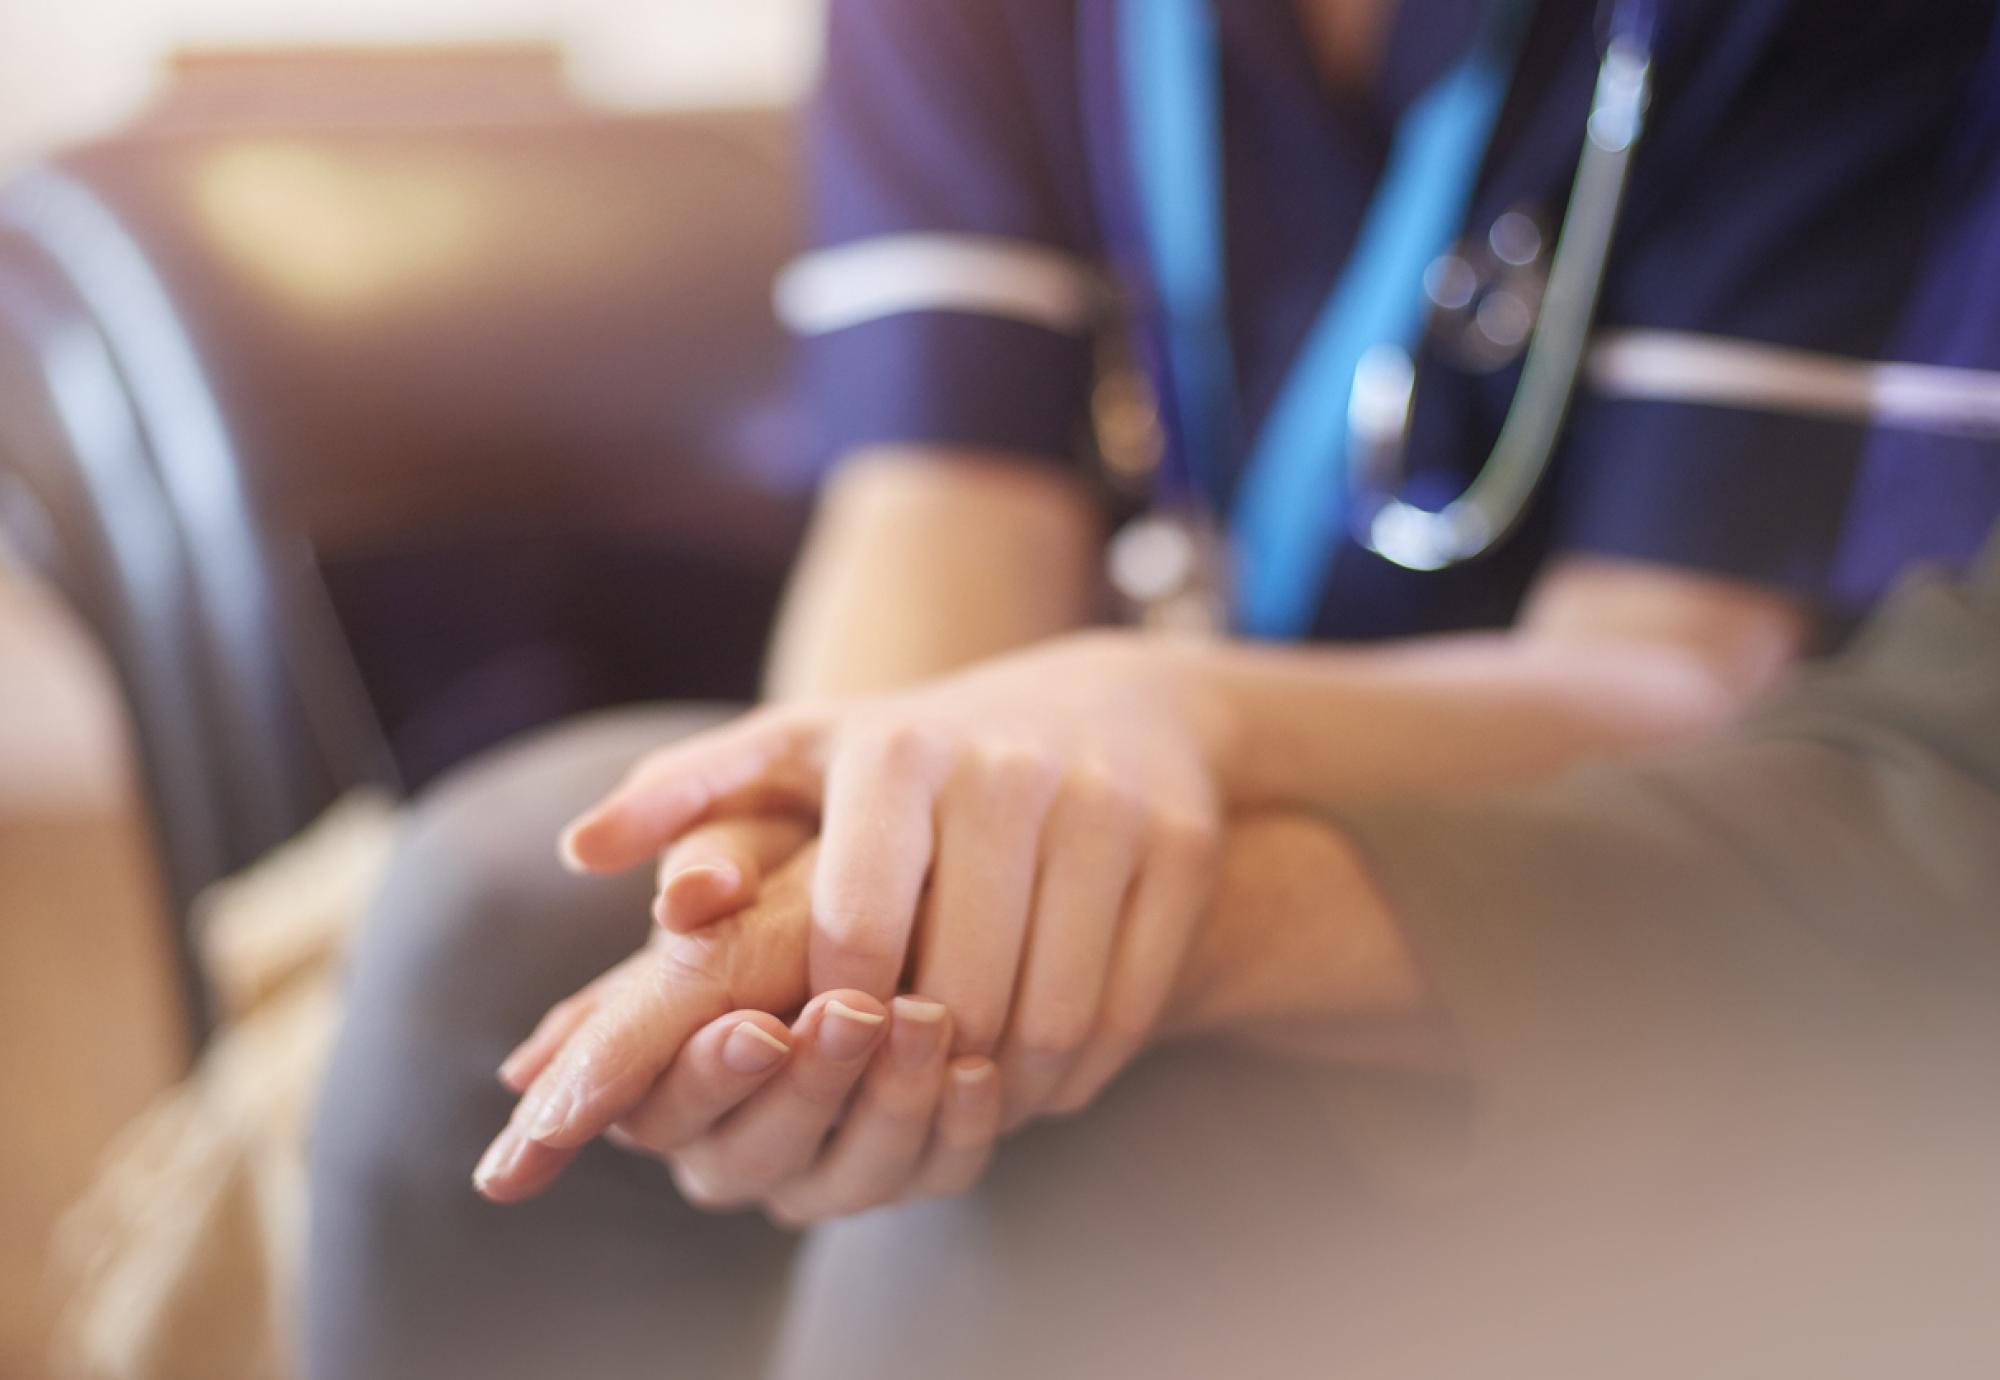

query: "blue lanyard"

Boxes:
[1122, 0, 1539, 637]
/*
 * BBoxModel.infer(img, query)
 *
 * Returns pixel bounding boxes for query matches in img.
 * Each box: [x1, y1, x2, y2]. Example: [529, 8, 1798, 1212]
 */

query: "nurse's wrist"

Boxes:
[1125, 632, 1257, 806]
[1162, 640, 1341, 812]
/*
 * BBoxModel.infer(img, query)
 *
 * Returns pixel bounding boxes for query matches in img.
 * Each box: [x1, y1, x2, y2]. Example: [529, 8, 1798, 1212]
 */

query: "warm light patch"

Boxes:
[193, 139, 483, 316]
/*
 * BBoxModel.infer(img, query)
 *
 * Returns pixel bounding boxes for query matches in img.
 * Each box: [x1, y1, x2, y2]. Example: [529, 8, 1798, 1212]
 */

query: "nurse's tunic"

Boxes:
[784, 0, 1999, 637]
[764, 4, 2000, 1378]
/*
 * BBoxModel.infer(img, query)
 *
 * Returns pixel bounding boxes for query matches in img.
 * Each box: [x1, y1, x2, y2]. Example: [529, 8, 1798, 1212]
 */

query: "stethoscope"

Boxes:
[1111, 0, 1657, 637]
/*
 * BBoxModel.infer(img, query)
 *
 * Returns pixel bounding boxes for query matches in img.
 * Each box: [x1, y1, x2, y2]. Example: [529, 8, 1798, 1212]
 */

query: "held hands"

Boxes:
[562, 633, 1229, 1123]
[472, 633, 1440, 1220]
[475, 633, 1235, 1215]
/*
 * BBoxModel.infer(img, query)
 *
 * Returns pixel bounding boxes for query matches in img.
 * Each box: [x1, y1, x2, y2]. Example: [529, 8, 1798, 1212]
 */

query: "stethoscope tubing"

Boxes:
[1359, 21, 1654, 570]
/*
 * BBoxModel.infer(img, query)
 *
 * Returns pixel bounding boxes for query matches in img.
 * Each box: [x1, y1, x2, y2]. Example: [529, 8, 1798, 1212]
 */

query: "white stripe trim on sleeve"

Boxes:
[1585, 329, 2000, 440]
[774, 233, 1102, 337]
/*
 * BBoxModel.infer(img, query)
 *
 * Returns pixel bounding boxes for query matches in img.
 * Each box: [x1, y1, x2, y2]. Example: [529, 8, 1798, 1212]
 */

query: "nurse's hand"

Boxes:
[555, 632, 1232, 1130]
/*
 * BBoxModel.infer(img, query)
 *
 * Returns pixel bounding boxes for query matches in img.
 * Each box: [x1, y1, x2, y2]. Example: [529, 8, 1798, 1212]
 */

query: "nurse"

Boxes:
[304, 2, 2000, 1378]
[486, 0, 1995, 1187]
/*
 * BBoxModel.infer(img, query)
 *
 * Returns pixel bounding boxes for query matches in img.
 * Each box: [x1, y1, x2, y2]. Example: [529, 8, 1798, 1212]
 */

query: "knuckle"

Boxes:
[810, 885, 904, 956]
[1059, 767, 1145, 836]
[860, 720, 943, 778]
[814, 911, 907, 975]
[559, 1022, 624, 1086]
[971, 743, 1062, 809]
[1148, 810, 1221, 872]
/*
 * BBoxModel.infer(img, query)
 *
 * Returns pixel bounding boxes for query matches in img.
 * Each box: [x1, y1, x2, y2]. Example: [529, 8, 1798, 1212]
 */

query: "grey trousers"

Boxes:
[305, 661, 2000, 1378]
[302, 706, 1456, 1380]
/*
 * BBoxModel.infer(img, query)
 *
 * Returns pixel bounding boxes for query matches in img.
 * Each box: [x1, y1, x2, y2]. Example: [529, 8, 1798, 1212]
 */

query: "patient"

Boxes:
[305, 3, 2000, 1377]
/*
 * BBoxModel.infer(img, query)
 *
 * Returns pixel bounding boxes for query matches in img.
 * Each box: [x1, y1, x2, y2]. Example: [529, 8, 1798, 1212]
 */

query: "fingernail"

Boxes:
[655, 863, 742, 929]
[819, 999, 887, 1060]
[722, 1021, 790, 1074]
[474, 1126, 527, 1194]
[686, 861, 743, 895]
[950, 1059, 995, 1109]
[522, 1083, 575, 1143]
[889, 998, 948, 1069]
[496, 1051, 530, 1090]
[557, 823, 591, 874]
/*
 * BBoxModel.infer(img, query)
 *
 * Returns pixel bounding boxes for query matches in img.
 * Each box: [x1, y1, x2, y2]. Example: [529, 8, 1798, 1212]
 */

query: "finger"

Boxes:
[763, 996, 953, 1226]
[498, 984, 605, 1094]
[559, 711, 820, 875]
[1045, 817, 1217, 1115]
[904, 1056, 1002, 1202]
[474, 1112, 580, 1204]
[611, 1009, 795, 1153]
[671, 992, 888, 1204]
[497, 947, 653, 1092]
[652, 815, 816, 932]
[995, 781, 1144, 1127]
[512, 931, 734, 1149]
[810, 729, 945, 998]
[909, 752, 1057, 1056]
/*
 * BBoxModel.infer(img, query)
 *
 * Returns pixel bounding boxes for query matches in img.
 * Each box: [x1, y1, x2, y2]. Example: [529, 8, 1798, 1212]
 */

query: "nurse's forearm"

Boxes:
[762, 446, 1103, 702]
[1182, 558, 1809, 812]
[1179, 630, 1733, 810]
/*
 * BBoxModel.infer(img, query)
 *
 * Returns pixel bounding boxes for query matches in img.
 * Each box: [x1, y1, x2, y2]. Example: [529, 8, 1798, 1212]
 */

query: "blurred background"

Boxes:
[0, 3, 825, 1374]
[0, 0, 821, 168]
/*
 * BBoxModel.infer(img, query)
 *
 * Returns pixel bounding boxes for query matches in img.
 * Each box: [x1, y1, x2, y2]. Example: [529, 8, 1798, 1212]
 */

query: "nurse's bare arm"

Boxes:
[764, 445, 1102, 701]
[1187, 554, 1811, 813]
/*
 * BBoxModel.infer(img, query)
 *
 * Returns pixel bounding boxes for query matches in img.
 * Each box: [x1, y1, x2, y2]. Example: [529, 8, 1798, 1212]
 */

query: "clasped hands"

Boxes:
[473, 633, 1431, 1223]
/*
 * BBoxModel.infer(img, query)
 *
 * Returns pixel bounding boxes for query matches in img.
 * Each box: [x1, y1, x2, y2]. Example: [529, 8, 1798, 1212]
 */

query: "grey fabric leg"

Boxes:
[304, 705, 798, 1380]
[769, 1047, 1451, 1380]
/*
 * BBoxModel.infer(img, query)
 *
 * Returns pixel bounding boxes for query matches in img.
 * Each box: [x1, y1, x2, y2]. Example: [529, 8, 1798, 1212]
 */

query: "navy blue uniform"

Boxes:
[783, 0, 1997, 636]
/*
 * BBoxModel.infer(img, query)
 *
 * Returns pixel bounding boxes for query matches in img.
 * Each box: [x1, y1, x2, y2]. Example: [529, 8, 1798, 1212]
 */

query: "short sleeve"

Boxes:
[1829, 122, 2000, 606]
[779, 0, 1104, 473]
[1549, 0, 1997, 614]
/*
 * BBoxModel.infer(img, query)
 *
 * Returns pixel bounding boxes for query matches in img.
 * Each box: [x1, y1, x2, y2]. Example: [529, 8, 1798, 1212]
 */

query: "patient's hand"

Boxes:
[474, 818, 1001, 1216]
